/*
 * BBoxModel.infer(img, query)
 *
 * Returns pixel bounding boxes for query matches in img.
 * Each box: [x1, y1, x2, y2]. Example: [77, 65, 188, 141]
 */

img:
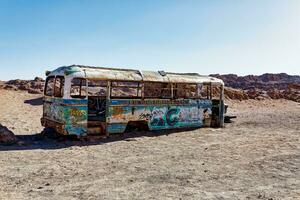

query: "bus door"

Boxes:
[87, 80, 107, 135]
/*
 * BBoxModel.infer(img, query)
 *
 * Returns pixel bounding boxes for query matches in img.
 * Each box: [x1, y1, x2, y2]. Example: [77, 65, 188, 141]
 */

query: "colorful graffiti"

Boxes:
[43, 97, 214, 135]
[108, 99, 213, 132]
[43, 97, 88, 136]
[70, 108, 86, 118]
[69, 108, 87, 125]
[148, 107, 201, 128]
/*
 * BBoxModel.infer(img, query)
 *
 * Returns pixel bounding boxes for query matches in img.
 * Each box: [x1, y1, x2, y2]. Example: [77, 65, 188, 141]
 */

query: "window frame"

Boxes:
[198, 83, 212, 100]
[173, 83, 198, 99]
[44, 76, 55, 97]
[110, 81, 142, 99]
[44, 76, 65, 98]
[143, 81, 172, 99]
[53, 76, 65, 98]
[70, 78, 87, 99]
[87, 80, 107, 97]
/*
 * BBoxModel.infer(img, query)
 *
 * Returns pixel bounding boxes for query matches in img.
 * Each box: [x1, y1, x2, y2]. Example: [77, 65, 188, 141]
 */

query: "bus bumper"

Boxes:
[41, 117, 68, 135]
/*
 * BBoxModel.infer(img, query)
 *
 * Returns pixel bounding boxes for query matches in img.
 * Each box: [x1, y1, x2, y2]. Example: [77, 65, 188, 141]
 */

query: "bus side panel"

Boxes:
[43, 97, 88, 136]
[62, 99, 88, 136]
[43, 97, 65, 123]
[106, 123, 127, 134]
[149, 105, 200, 130]
[106, 99, 212, 133]
[148, 99, 212, 130]
[107, 100, 144, 134]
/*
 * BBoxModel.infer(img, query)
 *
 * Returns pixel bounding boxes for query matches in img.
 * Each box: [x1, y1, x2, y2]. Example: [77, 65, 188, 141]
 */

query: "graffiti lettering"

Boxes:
[166, 108, 179, 126]
[139, 113, 152, 120]
[150, 107, 165, 126]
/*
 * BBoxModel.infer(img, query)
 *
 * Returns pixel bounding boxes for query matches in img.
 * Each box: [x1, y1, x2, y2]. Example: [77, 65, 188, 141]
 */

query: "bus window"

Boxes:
[211, 85, 221, 100]
[111, 81, 141, 98]
[45, 76, 55, 96]
[144, 82, 171, 99]
[175, 83, 197, 98]
[144, 82, 162, 98]
[54, 76, 64, 98]
[88, 80, 107, 96]
[161, 83, 172, 98]
[70, 78, 87, 98]
[199, 84, 211, 99]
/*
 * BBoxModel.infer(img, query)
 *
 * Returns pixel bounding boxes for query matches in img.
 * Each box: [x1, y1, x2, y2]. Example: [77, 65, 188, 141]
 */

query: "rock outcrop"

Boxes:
[210, 73, 300, 90]
[3, 77, 45, 94]
[224, 87, 249, 100]
[211, 73, 300, 102]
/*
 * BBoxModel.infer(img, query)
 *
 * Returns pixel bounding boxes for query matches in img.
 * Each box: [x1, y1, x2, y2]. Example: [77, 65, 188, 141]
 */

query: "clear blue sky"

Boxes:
[0, 0, 299, 80]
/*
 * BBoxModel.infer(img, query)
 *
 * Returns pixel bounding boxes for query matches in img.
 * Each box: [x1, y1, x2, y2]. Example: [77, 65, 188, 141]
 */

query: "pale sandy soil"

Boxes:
[0, 89, 43, 135]
[0, 89, 299, 200]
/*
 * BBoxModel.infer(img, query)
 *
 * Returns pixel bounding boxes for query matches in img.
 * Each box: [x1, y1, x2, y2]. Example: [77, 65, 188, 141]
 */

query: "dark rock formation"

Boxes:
[0, 124, 17, 145]
[211, 73, 300, 102]
[4, 77, 45, 94]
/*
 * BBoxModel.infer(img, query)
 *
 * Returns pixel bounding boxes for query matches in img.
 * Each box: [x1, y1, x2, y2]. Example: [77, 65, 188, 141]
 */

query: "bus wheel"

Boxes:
[126, 121, 149, 132]
[41, 128, 60, 139]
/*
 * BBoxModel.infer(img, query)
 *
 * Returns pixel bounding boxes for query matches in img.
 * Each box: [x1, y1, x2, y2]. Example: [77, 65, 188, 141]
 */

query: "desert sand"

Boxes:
[0, 89, 299, 199]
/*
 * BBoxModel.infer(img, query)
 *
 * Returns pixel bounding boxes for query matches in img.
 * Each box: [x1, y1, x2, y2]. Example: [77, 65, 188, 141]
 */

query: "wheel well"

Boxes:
[125, 121, 149, 132]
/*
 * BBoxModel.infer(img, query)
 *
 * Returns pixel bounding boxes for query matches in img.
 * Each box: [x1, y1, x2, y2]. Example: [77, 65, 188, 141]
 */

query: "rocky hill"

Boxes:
[0, 77, 45, 94]
[211, 73, 300, 102]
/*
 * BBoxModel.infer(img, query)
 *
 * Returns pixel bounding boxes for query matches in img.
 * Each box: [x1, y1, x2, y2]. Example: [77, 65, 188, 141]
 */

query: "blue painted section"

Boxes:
[107, 123, 127, 134]
[61, 99, 88, 105]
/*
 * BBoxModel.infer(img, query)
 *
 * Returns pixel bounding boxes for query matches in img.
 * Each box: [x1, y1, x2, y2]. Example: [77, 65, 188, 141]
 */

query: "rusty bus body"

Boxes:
[41, 65, 225, 137]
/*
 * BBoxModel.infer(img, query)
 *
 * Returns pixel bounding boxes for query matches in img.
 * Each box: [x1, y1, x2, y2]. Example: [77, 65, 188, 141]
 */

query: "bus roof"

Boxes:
[47, 65, 224, 85]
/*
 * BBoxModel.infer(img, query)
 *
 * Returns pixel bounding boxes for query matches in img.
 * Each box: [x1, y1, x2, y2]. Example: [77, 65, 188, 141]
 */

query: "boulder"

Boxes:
[0, 124, 17, 145]
[34, 77, 45, 82]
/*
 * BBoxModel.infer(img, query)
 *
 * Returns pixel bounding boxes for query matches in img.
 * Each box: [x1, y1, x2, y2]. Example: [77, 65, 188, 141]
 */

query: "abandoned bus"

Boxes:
[41, 65, 225, 137]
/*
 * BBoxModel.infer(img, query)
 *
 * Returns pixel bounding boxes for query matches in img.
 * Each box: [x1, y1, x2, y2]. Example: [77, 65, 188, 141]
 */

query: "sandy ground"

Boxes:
[0, 89, 43, 135]
[0, 89, 299, 200]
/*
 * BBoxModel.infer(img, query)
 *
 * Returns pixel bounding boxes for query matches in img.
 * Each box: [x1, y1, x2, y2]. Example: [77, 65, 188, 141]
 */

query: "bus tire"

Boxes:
[41, 127, 60, 139]
[126, 121, 149, 132]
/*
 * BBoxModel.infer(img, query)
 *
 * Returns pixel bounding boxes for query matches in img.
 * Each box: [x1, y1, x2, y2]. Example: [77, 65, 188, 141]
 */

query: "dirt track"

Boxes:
[0, 89, 299, 200]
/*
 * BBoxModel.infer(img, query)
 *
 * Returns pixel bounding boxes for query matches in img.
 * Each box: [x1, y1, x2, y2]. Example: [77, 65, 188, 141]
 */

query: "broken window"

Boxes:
[174, 83, 197, 98]
[88, 80, 107, 97]
[144, 82, 163, 98]
[144, 82, 172, 99]
[54, 76, 64, 98]
[211, 85, 222, 100]
[70, 78, 87, 99]
[45, 76, 55, 96]
[199, 84, 211, 99]
[111, 81, 142, 98]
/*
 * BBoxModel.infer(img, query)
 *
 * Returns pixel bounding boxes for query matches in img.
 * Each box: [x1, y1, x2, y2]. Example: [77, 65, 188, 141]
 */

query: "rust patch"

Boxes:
[70, 108, 86, 117]
[112, 106, 124, 115]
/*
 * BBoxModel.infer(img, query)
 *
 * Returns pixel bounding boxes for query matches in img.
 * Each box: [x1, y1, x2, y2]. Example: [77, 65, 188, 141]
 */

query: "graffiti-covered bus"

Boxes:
[41, 65, 225, 137]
